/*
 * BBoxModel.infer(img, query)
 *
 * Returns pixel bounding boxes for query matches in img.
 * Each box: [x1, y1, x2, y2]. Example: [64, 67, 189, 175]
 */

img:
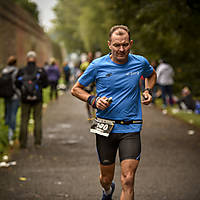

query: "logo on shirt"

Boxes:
[106, 73, 112, 77]
[126, 71, 140, 76]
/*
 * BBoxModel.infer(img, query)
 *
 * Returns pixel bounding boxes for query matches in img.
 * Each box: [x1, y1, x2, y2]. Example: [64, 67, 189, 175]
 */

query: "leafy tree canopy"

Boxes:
[53, 0, 200, 95]
[13, 0, 39, 23]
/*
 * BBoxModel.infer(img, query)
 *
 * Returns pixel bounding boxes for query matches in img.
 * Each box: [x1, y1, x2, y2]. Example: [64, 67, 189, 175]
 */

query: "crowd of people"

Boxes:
[0, 51, 72, 148]
[0, 47, 103, 149]
[0, 49, 103, 148]
[143, 59, 200, 114]
[0, 37, 199, 146]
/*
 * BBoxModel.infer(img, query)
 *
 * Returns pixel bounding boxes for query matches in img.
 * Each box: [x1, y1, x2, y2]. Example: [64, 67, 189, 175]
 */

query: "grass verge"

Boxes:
[155, 98, 200, 128]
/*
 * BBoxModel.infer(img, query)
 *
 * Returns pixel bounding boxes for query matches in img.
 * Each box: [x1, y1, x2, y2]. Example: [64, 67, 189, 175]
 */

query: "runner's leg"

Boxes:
[99, 163, 115, 191]
[96, 134, 118, 192]
[118, 132, 141, 200]
[120, 159, 139, 200]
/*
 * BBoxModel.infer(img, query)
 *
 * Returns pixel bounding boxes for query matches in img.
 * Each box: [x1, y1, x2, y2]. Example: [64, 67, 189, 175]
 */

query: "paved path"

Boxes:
[0, 92, 200, 200]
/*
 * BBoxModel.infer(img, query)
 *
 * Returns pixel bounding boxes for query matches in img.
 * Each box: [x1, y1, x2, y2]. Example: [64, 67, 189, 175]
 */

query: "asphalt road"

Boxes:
[0, 92, 200, 200]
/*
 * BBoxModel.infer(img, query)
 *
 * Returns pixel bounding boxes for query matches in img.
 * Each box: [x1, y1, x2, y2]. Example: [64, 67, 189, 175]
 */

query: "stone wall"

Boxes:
[0, 0, 53, 69]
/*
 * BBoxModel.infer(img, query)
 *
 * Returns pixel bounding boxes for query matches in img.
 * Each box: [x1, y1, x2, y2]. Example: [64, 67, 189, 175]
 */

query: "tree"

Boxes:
[53, 0, 200, 95]
[53, 0, 84, 52]
[14, 0, 39, 23]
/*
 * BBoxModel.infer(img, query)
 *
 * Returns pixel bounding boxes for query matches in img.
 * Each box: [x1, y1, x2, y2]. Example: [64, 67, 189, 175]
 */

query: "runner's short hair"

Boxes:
[109, 25, 130, 41]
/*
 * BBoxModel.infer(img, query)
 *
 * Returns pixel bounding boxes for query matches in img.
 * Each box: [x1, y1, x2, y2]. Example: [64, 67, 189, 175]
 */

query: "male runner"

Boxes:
[71, 25, 157, 200]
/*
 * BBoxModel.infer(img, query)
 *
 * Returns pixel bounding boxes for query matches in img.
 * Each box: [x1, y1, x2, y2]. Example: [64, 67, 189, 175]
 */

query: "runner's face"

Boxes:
[108, 30, 133, 64]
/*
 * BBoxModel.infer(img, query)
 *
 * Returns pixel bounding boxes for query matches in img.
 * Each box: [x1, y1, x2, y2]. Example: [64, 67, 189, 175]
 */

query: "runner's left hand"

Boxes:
[141, 92, 152, 105]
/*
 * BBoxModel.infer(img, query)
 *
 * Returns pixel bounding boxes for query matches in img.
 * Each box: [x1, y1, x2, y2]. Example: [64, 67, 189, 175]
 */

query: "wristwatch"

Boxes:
[143, 88, 152, 96]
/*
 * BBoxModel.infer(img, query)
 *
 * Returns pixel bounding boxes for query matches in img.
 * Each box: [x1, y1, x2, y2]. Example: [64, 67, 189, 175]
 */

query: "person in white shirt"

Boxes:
[156, 59, 174, 108]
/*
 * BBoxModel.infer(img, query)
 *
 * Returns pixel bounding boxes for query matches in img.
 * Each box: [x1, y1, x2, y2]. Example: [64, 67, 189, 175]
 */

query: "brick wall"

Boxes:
[0, 0, 53, 69]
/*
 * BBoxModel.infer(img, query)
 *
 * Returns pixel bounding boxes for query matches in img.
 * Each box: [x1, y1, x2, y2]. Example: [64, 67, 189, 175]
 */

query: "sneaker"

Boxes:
[102, 182, 115, 200]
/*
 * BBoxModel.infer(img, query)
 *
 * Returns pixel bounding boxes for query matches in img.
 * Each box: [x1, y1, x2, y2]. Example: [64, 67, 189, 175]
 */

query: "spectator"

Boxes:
[2, 56, 20, 146]
[177, 86, 196, 111]
[156, 59, 174, 108]
[63, 61, 71, 90]
[46, 58, 60, 100]
[150, 60, 158, 104]
[79, 52, 93, 76]
[15, 51, 48, 148]
[43, 61, 49, 71]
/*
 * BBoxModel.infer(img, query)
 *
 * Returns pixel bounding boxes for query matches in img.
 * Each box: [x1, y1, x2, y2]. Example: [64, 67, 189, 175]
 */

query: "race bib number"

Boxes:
[90, 118, 115, 137]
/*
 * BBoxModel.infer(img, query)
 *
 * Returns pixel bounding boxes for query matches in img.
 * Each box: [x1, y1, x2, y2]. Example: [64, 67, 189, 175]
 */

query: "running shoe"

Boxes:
[101, 182, 115, 200]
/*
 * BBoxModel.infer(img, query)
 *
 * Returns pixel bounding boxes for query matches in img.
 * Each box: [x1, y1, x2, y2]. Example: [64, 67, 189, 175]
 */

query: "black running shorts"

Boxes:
[96, 132, 141, 165]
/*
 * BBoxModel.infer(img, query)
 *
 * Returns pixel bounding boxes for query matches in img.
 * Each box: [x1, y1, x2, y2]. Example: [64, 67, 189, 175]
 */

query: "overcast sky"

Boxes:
[31, 0, 57, 31]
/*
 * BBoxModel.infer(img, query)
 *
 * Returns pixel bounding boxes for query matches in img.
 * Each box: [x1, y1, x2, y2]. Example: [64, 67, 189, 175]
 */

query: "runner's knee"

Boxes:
[100, 174, 113, 185]
[121, 172, 135, 189]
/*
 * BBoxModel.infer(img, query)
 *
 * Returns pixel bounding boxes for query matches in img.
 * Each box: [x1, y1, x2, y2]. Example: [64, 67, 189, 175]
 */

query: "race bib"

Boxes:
[90, 118, 115, 137]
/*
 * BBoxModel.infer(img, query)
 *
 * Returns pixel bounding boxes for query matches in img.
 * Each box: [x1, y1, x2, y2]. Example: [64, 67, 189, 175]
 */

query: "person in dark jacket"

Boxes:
[46, 58, 60, 100]
[2, 56, 20, 146]
[63, 61, 71, 90]
[177, 86, 196, 111]
[15, 51, 48, 148]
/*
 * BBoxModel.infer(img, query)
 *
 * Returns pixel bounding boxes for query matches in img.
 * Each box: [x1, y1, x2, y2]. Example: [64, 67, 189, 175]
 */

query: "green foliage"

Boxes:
[53, 0, 84, 52]
[0, 127, 8, 154]
[132, 0, 200, 95]
[53, 0, 200, 95]
[51, 40, 63, 65]
[13, 0, 39, 22]
[0, 99, 8, 154]
[43, 87, 50, 105]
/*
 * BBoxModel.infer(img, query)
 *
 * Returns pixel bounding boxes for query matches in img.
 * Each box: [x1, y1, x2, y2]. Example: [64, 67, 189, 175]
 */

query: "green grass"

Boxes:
[168, 109, 200, 127]
[0, 99, 9, 155]
[155, 98, 200, 128]
[43, 87, 51, 104]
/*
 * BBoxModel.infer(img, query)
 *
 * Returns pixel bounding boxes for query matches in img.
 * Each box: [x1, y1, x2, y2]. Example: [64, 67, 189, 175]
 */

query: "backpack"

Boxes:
[20, 68, 41, 103]
[0, 71, 14, 98]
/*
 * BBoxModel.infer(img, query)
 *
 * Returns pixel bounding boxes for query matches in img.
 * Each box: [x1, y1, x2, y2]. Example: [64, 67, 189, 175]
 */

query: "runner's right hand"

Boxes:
[96, 96, 111, 110]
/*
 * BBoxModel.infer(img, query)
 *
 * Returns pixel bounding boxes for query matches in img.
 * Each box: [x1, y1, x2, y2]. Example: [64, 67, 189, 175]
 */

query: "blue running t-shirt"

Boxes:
[78, 53, 153, 133]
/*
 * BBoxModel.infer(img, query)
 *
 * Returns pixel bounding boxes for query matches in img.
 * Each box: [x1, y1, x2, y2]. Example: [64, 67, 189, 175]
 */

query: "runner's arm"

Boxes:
[71, 81, 90, 102]
[142, 69, 157, 105]
[71, 81, 110, 110]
